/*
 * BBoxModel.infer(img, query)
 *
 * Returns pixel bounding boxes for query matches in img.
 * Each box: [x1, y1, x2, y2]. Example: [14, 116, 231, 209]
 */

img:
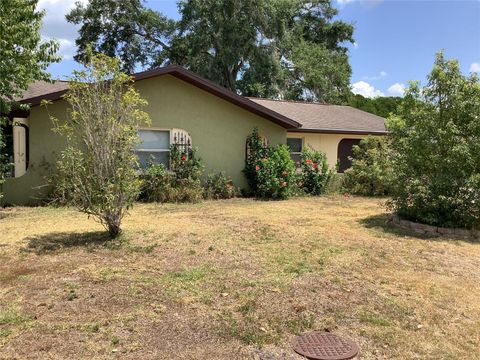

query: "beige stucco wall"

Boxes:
[3, 75, 287, 205]
[287, 132, 371, 171]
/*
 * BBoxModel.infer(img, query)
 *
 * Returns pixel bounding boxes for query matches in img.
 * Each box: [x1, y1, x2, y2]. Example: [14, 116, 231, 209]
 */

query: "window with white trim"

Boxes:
[136, 129, 192, 169]
[136, 129, 171, 168]
[287, 138, 303, 165]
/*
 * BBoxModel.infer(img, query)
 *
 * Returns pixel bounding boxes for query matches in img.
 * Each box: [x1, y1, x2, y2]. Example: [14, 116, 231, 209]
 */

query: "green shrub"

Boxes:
[243, 128, 269, 195]
[203, 172, 236, 200]
[388, 52, 480, 229]
[139, 146, 203, 203]
[342, 136, 394, 196]
[299, 147, 332, 195]
[256, 145, 296, 200]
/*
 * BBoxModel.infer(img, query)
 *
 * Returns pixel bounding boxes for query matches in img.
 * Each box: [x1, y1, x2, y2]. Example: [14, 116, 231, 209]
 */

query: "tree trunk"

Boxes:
[107, 221, 121, 239]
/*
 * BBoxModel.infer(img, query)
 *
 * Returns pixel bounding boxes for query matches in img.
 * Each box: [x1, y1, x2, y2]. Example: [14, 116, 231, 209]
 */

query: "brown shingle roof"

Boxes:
[249, 98, 387, 135]
[15, 80, 69, 103]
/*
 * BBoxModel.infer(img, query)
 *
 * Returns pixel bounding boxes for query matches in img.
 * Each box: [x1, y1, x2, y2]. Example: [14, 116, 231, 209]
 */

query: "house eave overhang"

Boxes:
[288, 128, 388, 135]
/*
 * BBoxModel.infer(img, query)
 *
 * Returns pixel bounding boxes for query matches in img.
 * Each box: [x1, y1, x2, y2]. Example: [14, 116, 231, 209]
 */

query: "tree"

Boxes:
[347, 93, 403, 118]
[387, 52, 480, 228]
[67, 0, 353, 102]
[47, 53, 150, 237]
[0, 0, 59, 203]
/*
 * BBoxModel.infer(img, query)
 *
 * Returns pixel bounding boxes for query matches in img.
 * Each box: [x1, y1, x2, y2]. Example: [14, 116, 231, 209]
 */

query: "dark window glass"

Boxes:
[287, 138, 302, 153]
[337, 139, 362, 173]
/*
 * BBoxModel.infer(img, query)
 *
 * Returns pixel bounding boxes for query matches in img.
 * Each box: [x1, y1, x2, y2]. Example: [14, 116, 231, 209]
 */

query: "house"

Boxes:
[2, 66, 386, 205]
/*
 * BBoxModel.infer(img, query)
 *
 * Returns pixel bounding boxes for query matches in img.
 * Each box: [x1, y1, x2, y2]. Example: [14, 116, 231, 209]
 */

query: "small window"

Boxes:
[287, 138, 303, 165]
[136, 130, 170, 168]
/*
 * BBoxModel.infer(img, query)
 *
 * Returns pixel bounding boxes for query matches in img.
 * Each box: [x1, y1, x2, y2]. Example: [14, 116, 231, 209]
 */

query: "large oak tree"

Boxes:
[67, 0, 354, 103]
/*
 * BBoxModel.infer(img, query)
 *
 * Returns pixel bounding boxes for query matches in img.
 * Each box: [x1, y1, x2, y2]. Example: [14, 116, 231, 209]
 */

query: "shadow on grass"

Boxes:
[23, 231, 113, 255]
[360, 214, 441, 241]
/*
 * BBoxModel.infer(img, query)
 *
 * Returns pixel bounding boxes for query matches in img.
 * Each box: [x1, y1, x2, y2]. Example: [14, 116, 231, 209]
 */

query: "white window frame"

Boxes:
[136, 128, 171, 168]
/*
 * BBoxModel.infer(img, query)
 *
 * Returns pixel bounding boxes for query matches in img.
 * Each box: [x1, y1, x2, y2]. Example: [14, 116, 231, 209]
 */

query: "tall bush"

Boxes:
[243, 127, 269, 195]
[47, 53, 150, 238]
[388, 52, 480, 228]
[342, 136, 393, 196]
[299, 147, 332, 195]
[256, 145, 296, 200]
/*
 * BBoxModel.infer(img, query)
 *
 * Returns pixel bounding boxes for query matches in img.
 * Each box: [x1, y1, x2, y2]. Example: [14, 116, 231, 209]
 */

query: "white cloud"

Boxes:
[387, 83, 406, 97]
[470, 62, 480, 73]
[37, 0, 88, 60]
[351, 81, 385, 98]
[362, 71, 387, 81]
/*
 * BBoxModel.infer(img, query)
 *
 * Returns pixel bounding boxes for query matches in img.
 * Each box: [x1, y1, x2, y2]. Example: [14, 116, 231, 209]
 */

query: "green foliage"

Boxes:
[256, 145, 296, 200]
[0, 0, 59, 203]
[169, 145, 203, 182]
[139, 146, 203, 203]
[243, 128, 269, 195]
[67, 0, 353, 102]
[299, 147, 333, 195]
[347, 94, 403, 118]
[48, 52, 150, 237]
[203, 172, 237, 200]
[387, 51, 480, 229]
[342, 137, 394, 196]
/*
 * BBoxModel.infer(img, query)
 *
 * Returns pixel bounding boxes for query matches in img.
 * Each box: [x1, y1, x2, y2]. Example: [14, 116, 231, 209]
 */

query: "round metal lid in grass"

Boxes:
[292, 332, 359, 360]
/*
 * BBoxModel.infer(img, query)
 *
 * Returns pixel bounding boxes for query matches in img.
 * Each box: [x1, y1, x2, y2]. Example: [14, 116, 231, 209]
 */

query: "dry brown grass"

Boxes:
[1, 196, 479, 359]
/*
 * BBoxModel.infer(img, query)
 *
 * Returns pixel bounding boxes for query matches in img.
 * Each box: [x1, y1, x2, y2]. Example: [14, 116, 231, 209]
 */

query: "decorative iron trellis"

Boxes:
[171, 129, 192, 156]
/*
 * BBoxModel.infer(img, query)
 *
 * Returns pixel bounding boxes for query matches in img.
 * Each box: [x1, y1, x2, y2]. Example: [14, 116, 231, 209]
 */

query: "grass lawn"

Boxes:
[1, 196, 479, 359]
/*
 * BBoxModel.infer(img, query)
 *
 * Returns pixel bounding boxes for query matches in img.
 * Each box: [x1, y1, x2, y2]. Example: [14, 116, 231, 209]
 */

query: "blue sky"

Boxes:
[39, 0, 480, 98]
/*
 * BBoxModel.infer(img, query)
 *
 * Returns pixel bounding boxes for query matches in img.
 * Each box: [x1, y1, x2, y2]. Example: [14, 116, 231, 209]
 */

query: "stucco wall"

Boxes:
[3, 75, 286, 205]
[287, 132, 372, 171]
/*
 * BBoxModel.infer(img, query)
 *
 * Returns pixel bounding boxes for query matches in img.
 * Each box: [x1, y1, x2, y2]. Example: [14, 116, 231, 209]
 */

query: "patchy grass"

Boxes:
[1, 196, 479, 359]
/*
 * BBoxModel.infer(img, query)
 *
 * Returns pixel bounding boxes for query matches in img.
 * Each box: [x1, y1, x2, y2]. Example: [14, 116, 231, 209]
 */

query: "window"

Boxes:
[287, 138, 303, 165]
[337, 138, 362, 173]
[136, 130, 171, 168]
[136, 128, 192, 169]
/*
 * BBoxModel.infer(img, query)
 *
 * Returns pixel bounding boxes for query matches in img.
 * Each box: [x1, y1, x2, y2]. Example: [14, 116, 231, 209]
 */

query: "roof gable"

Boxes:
[17, 65, 300, 129]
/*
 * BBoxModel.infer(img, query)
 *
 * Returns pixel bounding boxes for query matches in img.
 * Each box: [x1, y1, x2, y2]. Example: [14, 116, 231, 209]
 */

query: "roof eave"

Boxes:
[288, 128, 388, 135]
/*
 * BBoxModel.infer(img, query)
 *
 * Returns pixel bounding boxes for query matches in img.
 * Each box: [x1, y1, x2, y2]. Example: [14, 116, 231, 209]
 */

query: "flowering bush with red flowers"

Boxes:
[170, 144, 203, 182]
[243, 128, 269, 195]
[300, 147, 333, 195]
[256, 145, 296, 199]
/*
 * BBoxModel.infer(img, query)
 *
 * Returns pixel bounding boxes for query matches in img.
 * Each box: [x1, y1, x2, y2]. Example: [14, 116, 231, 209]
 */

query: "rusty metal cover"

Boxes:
[292, 332, 359, 360]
